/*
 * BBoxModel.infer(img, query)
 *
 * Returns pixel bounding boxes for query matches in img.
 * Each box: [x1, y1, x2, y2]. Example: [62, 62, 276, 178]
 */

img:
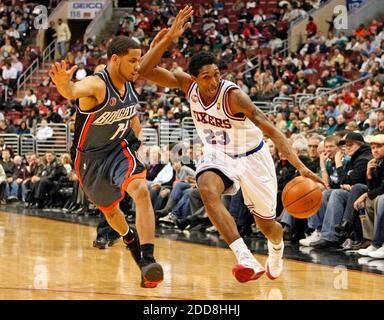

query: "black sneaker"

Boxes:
[140, 257, 163, 288]
[93, 233, 120, 250]
[93, 237, 108, 249]
[123, 226, 141, 267]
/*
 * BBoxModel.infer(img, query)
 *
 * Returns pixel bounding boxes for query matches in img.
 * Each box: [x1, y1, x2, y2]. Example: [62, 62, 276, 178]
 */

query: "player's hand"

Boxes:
[49, 60, 78, 86]
[299, 167, 326, 188]
[150, 28, 169, 50]
[167, 5, 193, 40]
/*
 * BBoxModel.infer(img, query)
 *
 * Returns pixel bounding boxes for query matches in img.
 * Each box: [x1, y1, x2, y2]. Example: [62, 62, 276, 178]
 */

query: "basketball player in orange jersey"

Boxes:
[49, 6, 193, 288]
[138, 28, 325, 282]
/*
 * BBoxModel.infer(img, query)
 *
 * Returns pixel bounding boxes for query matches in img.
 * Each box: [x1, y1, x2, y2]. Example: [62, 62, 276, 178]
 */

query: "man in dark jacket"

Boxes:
[346, 135, 384, 255]
[311, 132, 372, 248]
[23, 154, 44, 205]
[33, 152, 67, 208]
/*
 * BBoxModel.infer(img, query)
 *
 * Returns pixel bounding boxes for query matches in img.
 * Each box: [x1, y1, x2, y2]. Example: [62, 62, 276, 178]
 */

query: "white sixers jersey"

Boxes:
[187, 80, 263, 155]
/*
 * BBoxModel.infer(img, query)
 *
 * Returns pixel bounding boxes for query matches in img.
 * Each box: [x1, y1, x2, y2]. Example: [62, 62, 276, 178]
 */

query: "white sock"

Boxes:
[269, 240, 284, 251]
[229, 238, 250, 261]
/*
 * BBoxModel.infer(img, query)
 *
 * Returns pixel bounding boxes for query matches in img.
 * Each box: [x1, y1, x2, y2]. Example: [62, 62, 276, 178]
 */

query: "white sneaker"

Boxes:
[232, 250, 265, 283]
[159, 213, 176, 223]
[368, 260, 384, 272]
[357, 257, 373, 265]
[265, 240, 284, 280]
[206, 225, 218, 233]
[368, 246, 384, 259]
[367, 259, 384, 269]
[299, 230, 321, 247]
[358, 245, 377, 256]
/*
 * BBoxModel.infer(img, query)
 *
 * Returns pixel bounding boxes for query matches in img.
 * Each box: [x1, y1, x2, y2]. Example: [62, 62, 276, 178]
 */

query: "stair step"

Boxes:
[36, 70, 49, 75]
[30, 75, 46, 80]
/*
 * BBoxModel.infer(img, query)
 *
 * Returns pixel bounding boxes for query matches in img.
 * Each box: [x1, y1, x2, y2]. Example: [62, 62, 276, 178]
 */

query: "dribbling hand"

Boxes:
[49, 60, 78, 86]
[299, 167, 327, 189]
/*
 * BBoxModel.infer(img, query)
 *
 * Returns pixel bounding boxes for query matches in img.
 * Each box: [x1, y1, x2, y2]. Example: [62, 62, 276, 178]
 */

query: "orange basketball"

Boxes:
[282, 176, 323, 219]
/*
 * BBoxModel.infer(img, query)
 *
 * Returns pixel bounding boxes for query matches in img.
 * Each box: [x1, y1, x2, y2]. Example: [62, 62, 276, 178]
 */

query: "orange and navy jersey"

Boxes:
[71, 69, 139, 160]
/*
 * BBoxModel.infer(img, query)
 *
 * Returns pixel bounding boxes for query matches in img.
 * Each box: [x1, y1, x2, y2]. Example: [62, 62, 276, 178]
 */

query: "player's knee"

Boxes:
[198, 183, 221, 205]
[257, 219, 278, 235]
[129, 180, 150, 201]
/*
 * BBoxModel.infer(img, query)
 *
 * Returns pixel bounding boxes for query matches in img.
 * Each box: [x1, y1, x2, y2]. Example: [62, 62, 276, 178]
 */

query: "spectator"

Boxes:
[165, 109, 177, 124]
[306, 16, 317, 38]
[17, 121, 30, 134]
[310, 132, 372, 249]
[26, 108, 42, 133]
[356, 110, 369, 131]
[0, 163, 6, 205]
[45, 20, 57, 47]
[2, 61, 17, 88]
[22, 154, 44, 206]
[74, 63, 91, 81]
[9, 155, 28, 200]
[0, 149, 16, 200]
[46, 108, 63, 124]
[335, 114, 347, 132]
[10, 54, 23, 75]
[364, 113, 378, 136]
[354, 134, 384, 258]
[33, 152, 67, 208]
[300, 135, 342, 246]
[60, 153, 72, 174]
[36, 119, 53, 141]
[326, 117, 337, 136]
[56, 18, 71, 59]
[325, 69, 346, 88]
[0, 120, 17, 134]
[21, 89, 37, 107]
[74, 51, 87, 66]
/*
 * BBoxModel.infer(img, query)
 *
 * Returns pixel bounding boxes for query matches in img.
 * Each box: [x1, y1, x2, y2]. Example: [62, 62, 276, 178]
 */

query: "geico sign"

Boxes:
[72, 3, 103, 9]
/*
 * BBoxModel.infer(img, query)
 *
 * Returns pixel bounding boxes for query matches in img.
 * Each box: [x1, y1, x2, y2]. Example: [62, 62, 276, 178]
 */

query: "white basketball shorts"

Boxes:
[196, 142, 277, 220]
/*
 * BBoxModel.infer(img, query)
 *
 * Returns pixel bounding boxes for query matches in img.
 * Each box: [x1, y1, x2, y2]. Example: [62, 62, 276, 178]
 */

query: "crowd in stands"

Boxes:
[0, 0, 384, 258]
[0, 1, 43, 101]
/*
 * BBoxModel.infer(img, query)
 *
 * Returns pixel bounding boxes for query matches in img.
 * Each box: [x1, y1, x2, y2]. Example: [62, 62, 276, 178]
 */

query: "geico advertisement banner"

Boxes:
[68, 0, 106, 19]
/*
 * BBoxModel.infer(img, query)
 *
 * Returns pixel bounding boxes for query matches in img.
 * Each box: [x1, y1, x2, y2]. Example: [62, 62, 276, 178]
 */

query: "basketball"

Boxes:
[282, 176, 323, 219]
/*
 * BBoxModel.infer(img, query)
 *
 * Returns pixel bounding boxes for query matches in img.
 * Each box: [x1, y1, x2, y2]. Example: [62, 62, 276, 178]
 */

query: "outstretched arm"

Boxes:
[142, 67, 193, 93]
[139, 6, 193, 92]
[49, 60, 102, 100]
[228, 89, 326, 186]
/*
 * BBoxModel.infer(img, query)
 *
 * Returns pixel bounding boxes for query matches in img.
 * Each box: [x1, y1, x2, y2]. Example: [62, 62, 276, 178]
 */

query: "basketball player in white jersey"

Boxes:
[138, 28, 325, 282]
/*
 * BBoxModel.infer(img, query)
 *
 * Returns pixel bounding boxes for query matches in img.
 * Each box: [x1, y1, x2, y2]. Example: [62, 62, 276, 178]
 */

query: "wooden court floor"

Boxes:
[0, 211, 383, 300]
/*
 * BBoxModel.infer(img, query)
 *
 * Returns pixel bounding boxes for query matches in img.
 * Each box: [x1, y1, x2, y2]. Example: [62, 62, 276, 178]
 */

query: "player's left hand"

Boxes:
[167, 5, 193, 40]
[150, 28, 169, 50]
[299, 167, 326, 188]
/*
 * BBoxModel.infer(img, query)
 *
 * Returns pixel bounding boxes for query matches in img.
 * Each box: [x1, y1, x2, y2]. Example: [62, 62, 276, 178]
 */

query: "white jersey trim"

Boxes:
[222, 85, 246, 121]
